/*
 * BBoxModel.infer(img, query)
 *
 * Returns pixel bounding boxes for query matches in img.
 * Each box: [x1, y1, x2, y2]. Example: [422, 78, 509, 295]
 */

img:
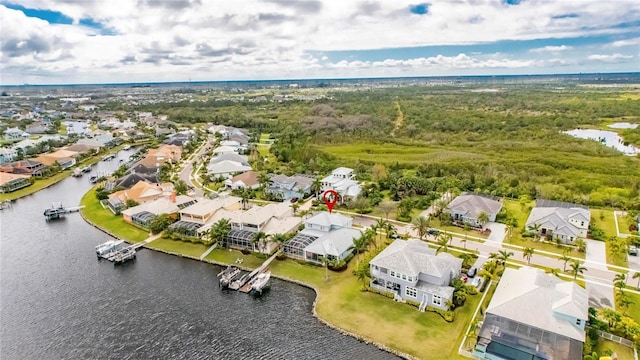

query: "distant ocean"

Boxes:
[3, 72, 639, 89]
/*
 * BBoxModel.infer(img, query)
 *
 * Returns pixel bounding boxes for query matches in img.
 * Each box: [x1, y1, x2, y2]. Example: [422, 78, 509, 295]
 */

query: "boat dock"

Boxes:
[43, 202, 85, 221]
[97, 241, 145, 265]
[227, 252, 278, 292]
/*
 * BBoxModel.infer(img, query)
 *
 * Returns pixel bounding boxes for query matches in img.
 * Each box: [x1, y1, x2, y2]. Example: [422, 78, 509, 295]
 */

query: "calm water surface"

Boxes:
[0, 150, 397, 360]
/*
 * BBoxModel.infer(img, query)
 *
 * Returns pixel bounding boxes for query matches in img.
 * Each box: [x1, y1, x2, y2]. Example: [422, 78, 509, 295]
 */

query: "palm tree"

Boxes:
[613, 273, 627, 293]
[599, 307, 620, 328]
[523, 247, 534, 265]
[354, 265, 368, 290]
[528, 223, 541, 241]
[477, 212, 490, 229]
[258, 171, 271, 189]
[505, 223, 513, 243]
[209, 218, 231, 247]
[436, 233, 450, 254]
[239, 188, 250, 210]
[570, 260, 587, 280]
[271, 233, 289, 252]
[616, 294, 634, 315]
[560, 252, 572, 272]
[311, 177, 322, 199]
[320, 255, 330, 282]
[497, 250, 514, 266]
[412, 216, 430, 240]
[633, 272, 640, 290]
[462, 223, 471, 248]
[547, 268, 562, 278]
[251, 231, 268, 253]
[349, 231, 370, 267]
[574, 238, 587, 253]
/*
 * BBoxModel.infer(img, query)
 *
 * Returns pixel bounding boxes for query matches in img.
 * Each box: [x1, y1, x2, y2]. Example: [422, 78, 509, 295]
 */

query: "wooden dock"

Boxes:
[227, 252, 278, 292]
[98, 242, 144, 265]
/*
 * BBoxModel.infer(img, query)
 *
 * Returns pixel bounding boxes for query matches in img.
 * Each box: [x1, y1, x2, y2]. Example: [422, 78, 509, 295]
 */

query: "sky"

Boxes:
[1, 0, 639, 85]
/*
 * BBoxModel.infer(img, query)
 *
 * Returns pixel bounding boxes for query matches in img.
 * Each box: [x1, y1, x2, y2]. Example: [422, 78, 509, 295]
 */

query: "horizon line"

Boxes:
[2, 71, 639, 87]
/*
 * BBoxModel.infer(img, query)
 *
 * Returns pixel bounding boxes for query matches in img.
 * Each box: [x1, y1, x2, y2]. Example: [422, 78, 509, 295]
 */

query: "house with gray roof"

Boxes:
[474, 267, 587, 360]
[265, 174, 313, 200]
[369, 239, 462, 311]
[3, 127, 28, 140]
[525, 200, 590, 244]
[445, 192, 502, 228]
[283, 212, 359, 264]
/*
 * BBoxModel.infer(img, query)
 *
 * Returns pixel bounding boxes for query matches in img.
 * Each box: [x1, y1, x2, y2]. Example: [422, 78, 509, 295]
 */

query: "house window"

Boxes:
[390, 270, 395, 277]
[581, 221, 584, 227]
[402, 274, 407, 281]
[576, 319, 582, 326]
[432, 295, 442, 306]
[405, 287, 417, 298]
[408, 276, 413, 282]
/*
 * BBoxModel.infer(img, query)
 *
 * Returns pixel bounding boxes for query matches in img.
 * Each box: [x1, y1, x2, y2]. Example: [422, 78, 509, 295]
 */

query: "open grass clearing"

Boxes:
[145, 238, 210, 258]
[592, 208, 619, 238]
[503, 237, 586, 259]
[606, 240, 629, 268]
[502, 198, 534, 232]
[80, 187, 149, 243]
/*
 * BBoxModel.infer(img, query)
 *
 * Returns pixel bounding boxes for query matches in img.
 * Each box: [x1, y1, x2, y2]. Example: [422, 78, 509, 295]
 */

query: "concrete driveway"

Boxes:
[485, 222, 506, 244]
[629, 253, 640, 271]
[585, 239, 608, 270]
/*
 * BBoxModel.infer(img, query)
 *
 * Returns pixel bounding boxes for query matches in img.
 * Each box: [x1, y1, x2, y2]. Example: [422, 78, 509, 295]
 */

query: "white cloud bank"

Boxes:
[1, 0, 639, 84]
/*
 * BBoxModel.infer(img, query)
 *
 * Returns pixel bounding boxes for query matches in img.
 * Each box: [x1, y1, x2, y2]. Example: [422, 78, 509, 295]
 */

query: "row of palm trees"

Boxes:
[207, 218, 290, 252]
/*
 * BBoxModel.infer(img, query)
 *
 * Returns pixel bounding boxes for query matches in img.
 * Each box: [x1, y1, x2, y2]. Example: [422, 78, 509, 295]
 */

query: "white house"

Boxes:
[475, 267, 588, 360]
[206, 160, 252, 179]
[3, 127, 28, 140]
[321, 167, 361, 202]
[525, 199, 590, 244]
[445, 193, 503, 228]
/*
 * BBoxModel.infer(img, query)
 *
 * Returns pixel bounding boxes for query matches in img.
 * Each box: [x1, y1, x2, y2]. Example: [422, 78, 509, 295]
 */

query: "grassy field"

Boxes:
[146, 238, 211, 258]
[502, 198, 534, 233]
[428, 218, 489, 240]
[592, 209, 619, 238]
[606, 240, 629, 268]
[322, 142, 471, 165]
[616, 212, 636, 236]
[79, 187, 149, 242]
[622, 291, 640, 325]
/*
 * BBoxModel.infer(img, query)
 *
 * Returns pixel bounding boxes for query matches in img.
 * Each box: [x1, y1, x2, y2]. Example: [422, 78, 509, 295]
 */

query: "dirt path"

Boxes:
[390, 100, 403, 137]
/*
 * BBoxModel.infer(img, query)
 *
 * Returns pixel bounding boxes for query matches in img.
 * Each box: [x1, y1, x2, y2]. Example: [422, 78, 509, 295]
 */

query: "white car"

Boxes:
[471, 277, 483, 289]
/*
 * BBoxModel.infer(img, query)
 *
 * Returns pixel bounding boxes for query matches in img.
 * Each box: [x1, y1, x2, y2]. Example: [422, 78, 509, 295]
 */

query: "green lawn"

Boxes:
[429, 218, 489, 240]
[79, 188, 149, 242]
[606, 240, 629, 268]
[205, 248, 266, 268]
[502, 198, 534, 233]
[0, 171, 70, 201]
[594, 338, 635, 359]
[616, 212, 636, 236]
[592, 209, 618, 238]
[504, 238, 586, 259]
[621, 291, 640, 325]
[145, 238, 210, 258]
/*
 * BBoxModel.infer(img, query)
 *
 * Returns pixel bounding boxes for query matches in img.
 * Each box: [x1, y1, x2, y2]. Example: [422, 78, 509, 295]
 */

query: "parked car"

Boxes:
[427, 228, 440, 236]
[467, 267, 478, 278]
[630, 245, 638, 256]
[471, 276, 483, 288]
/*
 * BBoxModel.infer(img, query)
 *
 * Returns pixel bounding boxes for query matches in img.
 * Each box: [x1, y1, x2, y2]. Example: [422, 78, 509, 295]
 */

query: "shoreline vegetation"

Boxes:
[79, 189, 476, 360]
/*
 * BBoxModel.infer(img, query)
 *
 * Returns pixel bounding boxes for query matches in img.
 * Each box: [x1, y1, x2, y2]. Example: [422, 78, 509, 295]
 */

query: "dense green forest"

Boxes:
[134, 84, 640, 209]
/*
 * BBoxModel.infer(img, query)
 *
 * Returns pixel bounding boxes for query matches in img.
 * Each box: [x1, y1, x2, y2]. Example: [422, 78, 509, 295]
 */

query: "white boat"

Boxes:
[123, 145, 131, 150]
[96, 240, 125, 256]
[250, 271, 271, 293]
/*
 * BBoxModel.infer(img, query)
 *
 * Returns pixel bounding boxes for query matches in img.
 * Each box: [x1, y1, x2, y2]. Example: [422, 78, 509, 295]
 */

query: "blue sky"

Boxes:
[1, 0, 638, 84]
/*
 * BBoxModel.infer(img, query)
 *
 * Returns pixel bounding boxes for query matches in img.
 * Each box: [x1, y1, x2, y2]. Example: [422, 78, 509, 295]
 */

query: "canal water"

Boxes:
[0, 149, 396, 360]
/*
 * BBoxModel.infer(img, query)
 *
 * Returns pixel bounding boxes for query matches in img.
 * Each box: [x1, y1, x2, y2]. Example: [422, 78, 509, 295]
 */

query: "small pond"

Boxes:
[608, 122, 638, 129]
[563, 129, 640, 156]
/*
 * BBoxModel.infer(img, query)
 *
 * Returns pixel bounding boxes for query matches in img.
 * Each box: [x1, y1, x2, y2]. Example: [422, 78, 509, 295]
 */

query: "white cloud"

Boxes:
[610, 38, 640, 47]
[1, 0, 640, 84]
[587, 53, 634, 61]
[530, 45, 573, 53]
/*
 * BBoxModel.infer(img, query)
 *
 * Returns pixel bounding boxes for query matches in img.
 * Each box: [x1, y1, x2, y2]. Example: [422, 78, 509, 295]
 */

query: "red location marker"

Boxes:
[322, 190, 338, 213]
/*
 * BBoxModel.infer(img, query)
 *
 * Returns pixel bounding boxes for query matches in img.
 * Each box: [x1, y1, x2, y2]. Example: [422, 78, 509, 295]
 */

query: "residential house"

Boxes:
[207, 152, 249, 168]
[283, 212, 360, 264]
[321, 167, 361, 202]
[114, 173, 158, 189]
[525, 199, 590, 244]
[34, 149, 78, 170]
[106, 181, 174, 214]
[368, 239, 462, 311]
[0, 148, 18, 164]
[121, 195, 197, 227]
[265, 174, 313, 200]
[131, 144, 182, 175]
[3, 127, 28, 140]
[62, 121, 90, 135]
[0, 172, 31, 193]
[206, 160, 252, 179]
[220, 202, 302, 254]
[64, 143, 97, 155]
[24, 122, 52, 135]
[474, 267, 587, 360]
[0, 159, 46, 176]
[169, 196, 243, 236]
[212, 145, 238, 155]
[224, 170, 260, 190]
[445, 192, 502, 228]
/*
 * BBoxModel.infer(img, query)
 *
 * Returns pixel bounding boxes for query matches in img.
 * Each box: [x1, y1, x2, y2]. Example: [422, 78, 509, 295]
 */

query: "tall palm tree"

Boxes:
[271, 233, 289, 252]
[436, 233, 450, 254]
[258, 171, 271, 189]
[311, 177, 322, 199]
[528, 223, 541, 241]
[463, 223, 471, 248]
[547, 268, 562, 278]
[523, 247, 534, 265]
[497, 250, 514, 266]
[560, 252, 572, 272]
[239, 188, 250, 210]
[477, 212, 490, 229]
[412, 216, 430, 240]
[209, 218, 231, 247]
[613, 273, 627, 293]
[570, 260, 587, 280]
[505, 223, 513, 243]
[251, 231, 268, 253]
[349, 231, 370, 267]
[616, 294, 634, 315]
[633, 272, 640, 290]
